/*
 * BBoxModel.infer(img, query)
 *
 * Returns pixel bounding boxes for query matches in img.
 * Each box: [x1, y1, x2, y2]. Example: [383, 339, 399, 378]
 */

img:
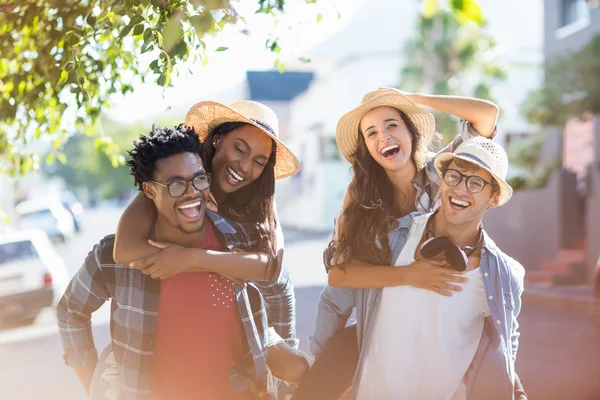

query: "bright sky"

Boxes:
[105, 0, 366, 123]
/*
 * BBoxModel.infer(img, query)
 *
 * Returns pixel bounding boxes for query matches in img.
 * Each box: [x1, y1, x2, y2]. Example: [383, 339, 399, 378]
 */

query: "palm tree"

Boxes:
[399, 0, 506, 141]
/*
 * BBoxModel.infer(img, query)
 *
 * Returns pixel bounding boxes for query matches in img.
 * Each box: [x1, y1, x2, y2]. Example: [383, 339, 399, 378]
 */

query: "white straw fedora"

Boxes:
[434, 136, 513, 206]
[336, 87, 436, 163]
[185, 100, 300, 179]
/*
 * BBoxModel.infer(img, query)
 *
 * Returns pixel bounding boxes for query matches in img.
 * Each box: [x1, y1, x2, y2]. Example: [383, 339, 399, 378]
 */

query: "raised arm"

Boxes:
[410, 93, 499, 138]
[113, 192, 159, 265]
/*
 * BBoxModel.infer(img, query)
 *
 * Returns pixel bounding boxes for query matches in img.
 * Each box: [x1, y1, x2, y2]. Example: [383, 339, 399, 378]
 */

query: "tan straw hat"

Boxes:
[185, 100, 300, 179]
[336, 87, 436, 162]
[434, 136, 513, 206]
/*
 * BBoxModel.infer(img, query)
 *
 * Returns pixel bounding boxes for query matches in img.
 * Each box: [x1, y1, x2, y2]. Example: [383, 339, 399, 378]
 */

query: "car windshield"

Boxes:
[21, 209, 53, 221]
[0, 240, 39, 264]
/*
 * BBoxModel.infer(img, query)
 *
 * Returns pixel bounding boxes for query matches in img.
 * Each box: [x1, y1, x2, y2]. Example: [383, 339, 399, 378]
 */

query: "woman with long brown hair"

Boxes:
[293, 88, 525, 399]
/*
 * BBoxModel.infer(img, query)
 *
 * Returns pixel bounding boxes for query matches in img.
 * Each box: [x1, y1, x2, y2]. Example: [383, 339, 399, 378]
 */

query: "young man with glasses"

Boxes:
[57, 125, 291, 399]
[309, 137, 525, 400]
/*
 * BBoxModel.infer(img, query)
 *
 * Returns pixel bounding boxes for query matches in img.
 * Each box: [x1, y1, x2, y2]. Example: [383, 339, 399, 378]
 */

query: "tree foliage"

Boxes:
[505, 133, 560, 190]
[0, 0, 317, 177]
[41, 118, 179, 199]
[399, 0, 506, 141]
[524, 33, 600, 127]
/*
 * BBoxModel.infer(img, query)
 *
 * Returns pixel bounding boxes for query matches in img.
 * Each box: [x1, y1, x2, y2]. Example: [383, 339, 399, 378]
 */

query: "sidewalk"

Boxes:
[523, 283, 595, 314]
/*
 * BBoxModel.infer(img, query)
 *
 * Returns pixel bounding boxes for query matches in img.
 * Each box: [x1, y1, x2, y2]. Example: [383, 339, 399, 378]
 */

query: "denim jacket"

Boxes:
[310, 212, 525, 400]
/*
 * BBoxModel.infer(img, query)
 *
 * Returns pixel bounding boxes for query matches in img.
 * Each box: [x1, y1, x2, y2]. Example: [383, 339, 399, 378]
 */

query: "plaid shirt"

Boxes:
[57, 210, 272, 399]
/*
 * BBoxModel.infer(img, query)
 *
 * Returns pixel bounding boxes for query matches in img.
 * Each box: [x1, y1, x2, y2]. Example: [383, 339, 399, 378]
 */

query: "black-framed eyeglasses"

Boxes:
[150, 173, 212, 198]
[442, 168, 490, 194]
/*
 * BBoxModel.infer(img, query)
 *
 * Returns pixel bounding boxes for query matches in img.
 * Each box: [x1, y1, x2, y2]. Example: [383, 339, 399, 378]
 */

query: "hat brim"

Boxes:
[434, 153, 513, 206]
[336, 93, 436, 162]
[185, 101, 300, 179]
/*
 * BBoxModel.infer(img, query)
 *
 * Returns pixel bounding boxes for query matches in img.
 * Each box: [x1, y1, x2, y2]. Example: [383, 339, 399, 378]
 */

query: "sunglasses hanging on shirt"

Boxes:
[419, 211, 484, 272]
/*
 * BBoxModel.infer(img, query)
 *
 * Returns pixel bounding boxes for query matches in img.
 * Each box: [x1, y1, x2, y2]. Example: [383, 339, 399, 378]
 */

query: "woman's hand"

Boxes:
[402, 258, 468, 296]
[129, 240, 193, 279]
[129, 240, 246, 285]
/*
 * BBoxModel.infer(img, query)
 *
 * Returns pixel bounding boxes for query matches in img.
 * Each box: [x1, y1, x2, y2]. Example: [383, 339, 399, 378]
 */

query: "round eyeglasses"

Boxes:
[442, 168, 490, 194]
[150, 173, 212, 198]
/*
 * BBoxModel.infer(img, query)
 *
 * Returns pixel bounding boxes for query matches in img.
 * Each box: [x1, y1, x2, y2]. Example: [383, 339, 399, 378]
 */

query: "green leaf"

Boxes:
[274, 58, 285, 73]
[118, 24, 134, 39]
[316, 13, 323, 23]
[177, 40, 187, 59]
[423, 0, 439, 18]
[46, 153, 56, 165]
[141, 43, 154, 54]
[163, 17, 182, 52]
[133, 24, 144, 36]
[451, 0, 484, 25]
[143, 27, 152, 42]
[298, 57, 312, 63]
[57, 70, 69, 86]
[86, 15, 96, 27]
[215, 46, 228, 52]
[56, 152, 67, 164]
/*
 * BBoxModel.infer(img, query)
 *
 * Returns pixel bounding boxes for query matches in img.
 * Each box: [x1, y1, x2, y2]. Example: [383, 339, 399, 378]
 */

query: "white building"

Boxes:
[154, 0, 545, 230]
[274, 0, 544, 229]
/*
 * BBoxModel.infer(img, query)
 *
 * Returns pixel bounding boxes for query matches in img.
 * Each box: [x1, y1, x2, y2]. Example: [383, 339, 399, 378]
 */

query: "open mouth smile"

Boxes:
[380, 144, 401, 160]
[225, 166, 245, 185]
[449, 196, 472, 210]
[178, 200, 203, 218]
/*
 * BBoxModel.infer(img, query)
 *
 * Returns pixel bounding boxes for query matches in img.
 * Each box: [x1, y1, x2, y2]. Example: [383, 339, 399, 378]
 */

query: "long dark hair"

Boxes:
[204, 122, 278, 258]
[331, 109, 428, 265]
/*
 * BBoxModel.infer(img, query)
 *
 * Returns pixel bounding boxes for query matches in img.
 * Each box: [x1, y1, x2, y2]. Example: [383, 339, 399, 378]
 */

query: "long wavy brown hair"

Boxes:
[330, 108, 433, 265]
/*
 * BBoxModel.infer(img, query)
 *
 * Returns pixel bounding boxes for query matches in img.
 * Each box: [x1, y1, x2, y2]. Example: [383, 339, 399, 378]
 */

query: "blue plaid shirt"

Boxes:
[57, 211, 272, 399]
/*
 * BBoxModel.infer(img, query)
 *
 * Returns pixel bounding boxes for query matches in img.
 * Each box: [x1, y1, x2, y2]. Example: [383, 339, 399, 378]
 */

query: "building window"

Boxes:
[561, 0, 583, 26]
[556, 0, 590, 38]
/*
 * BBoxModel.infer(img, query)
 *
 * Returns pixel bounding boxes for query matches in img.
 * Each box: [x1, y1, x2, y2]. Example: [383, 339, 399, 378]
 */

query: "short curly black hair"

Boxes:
[126, 124, 203, 190]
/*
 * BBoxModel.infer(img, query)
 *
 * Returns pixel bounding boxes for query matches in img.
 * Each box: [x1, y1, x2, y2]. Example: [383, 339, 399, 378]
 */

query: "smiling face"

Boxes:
[439, 159, 500, 228]
[210, 124, 274, 197]
[142, 152, 209, 234]
[359, 106, 415, 172]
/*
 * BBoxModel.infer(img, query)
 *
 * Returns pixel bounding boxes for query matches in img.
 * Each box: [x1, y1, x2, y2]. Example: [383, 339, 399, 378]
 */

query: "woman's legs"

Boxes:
[292, 325, 359, 400]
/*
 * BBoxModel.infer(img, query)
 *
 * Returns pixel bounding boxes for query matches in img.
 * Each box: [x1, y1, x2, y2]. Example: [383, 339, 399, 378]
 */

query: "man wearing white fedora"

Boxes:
[310, 136, 526, 400]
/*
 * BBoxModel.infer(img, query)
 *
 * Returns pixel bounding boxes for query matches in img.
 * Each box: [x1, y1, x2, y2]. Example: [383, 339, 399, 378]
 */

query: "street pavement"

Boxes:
[1, 206, 600, 399]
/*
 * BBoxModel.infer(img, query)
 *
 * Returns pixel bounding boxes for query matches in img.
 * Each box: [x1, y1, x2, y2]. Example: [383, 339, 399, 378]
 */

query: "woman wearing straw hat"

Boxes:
[293, 88, 525, 399]
[112, 100, 304, 359]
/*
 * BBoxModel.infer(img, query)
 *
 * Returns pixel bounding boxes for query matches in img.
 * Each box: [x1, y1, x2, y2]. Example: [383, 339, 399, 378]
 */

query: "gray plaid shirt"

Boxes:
[57, 210, 271, 399]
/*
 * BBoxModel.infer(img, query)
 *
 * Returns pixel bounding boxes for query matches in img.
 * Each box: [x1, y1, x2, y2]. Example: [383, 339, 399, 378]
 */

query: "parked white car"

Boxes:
[15, 200, 75, 243]
[0, 230, 69, 324]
